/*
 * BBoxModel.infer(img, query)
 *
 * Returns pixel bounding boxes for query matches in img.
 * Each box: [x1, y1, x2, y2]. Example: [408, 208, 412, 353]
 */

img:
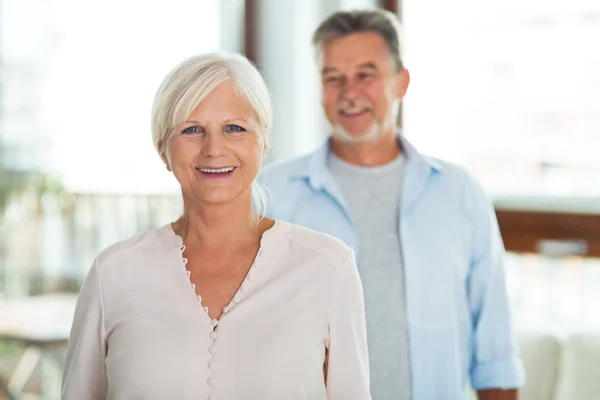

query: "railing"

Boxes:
[0, 191, 181, 299]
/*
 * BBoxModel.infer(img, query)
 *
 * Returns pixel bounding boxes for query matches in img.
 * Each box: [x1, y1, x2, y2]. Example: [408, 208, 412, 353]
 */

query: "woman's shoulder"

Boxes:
[274, 220, 354, 271]
[94, 224, 179, 270]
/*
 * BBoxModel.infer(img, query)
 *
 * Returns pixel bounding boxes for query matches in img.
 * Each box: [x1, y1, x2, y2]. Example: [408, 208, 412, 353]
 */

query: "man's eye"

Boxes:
[325, 76, 342, 83]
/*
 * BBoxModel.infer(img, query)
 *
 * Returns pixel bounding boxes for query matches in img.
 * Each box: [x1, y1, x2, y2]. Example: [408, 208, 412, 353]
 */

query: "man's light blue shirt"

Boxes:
[259, 135, 525, 399]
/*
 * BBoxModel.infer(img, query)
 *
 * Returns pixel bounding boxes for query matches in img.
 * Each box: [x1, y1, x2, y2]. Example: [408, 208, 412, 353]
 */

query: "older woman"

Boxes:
[61, 52, 370, 400]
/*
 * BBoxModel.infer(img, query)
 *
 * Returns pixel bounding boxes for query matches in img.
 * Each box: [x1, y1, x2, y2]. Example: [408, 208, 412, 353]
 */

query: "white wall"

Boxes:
[220, 0, 246, 53]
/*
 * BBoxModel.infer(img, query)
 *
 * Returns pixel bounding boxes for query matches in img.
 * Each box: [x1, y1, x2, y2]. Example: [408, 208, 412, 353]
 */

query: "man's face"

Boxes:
[319, 31, 409, 143]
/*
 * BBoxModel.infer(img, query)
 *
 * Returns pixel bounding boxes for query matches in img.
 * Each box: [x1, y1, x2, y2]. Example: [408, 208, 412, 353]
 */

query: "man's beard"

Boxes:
[331, 121, 383, 143]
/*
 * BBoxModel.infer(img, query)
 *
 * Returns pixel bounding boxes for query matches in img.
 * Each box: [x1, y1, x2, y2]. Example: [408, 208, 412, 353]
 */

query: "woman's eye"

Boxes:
[182, 126, 201, 134]
[227, 125, 246, 133]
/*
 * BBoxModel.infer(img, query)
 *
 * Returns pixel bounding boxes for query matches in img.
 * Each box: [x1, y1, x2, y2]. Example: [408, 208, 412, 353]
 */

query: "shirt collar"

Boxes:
[292, 131, 443, 192]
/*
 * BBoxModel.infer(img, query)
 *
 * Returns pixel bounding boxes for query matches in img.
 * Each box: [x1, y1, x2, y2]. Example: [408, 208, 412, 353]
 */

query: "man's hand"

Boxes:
[478, 389, 518, 400]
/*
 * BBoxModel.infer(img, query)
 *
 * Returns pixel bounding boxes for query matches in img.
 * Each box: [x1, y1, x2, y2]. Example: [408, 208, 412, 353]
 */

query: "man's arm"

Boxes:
[466, 177, 525, 393]
[478, 389, 518, 400]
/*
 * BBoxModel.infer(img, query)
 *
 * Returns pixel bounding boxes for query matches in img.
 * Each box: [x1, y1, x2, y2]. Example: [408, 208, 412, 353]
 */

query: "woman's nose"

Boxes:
[200, 131, 226, 157]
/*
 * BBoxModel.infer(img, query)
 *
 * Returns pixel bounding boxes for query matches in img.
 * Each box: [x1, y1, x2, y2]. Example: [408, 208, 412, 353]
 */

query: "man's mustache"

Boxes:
[335, 97, 373, 111]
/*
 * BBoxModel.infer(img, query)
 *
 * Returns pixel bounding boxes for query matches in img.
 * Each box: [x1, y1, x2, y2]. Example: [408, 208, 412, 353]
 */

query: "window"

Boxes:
[1, 0, 222, 195]
[402, 0, 600, 197]
[506, 254, 600, 334]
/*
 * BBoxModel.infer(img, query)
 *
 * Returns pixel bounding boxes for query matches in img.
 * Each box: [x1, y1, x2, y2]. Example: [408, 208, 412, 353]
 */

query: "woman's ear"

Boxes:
[161, 152, 171, 172]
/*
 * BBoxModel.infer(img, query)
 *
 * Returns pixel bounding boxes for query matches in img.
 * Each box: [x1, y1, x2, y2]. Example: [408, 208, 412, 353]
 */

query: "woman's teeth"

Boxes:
[198, 167, 234, 174]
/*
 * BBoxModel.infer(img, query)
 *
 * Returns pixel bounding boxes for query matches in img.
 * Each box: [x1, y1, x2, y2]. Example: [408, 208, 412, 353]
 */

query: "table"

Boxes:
[0, 293, 77, 400]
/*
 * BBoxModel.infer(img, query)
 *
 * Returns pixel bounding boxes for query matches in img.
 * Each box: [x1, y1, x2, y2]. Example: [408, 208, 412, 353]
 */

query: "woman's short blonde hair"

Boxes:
[151, 52, 273, 220]
[151, 52, 273, 160]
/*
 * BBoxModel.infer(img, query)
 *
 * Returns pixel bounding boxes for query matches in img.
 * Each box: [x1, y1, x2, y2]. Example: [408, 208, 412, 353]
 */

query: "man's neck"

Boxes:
[330, 131, 401, 167]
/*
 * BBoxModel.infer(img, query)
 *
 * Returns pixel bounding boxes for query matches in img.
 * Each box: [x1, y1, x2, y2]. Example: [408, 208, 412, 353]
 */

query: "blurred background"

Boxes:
[0, 0, 598, 398]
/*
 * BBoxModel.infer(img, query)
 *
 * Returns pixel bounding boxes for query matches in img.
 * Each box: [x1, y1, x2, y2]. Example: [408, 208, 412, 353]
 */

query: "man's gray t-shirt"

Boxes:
[328, 153, 411, 400]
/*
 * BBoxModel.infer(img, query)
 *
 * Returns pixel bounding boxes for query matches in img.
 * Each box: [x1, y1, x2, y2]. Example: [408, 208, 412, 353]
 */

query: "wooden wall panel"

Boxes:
[496, 209, 600, 257]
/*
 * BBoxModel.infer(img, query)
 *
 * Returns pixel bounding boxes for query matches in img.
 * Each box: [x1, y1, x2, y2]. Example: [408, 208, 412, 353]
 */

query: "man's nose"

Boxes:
[340, 80, 360, 102]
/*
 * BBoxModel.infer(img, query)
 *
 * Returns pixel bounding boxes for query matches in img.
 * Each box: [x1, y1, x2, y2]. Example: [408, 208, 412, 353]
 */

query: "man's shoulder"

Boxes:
[434, 157, 481, 189]
[427, 156, 493, 218]
[261, 153, 313, 184]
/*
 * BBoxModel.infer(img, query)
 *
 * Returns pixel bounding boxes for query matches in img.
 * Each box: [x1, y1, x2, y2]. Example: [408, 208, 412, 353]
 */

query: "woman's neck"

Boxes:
[172, 196, 265, 251]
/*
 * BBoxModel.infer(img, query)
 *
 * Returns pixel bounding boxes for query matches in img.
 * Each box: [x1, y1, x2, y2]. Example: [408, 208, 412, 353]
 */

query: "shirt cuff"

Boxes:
[471, 358, 526, 390]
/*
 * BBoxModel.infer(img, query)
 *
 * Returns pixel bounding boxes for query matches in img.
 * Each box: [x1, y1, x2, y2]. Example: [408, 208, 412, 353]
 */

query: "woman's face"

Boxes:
[165, 81, 266, 207]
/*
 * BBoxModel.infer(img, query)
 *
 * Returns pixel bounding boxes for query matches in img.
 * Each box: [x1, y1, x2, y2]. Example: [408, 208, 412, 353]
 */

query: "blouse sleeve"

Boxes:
[61, 259, 108, 400]
[325, 250, 371, 399]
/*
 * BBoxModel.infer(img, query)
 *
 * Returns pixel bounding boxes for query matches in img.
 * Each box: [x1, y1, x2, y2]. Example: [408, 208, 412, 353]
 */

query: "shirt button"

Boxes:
[208, 361, 216, 370]
[258, 250, 264, 257]
[233, 295, 241, 304]
[211, 319, 218, 327]
[209, 345, 216, 354]
[240, 285, 248, 293]
[246, 273, 253, 281]
[210, 331, 218, 339]
[207, 377, 214, 386]
[223, 306, 230, 313]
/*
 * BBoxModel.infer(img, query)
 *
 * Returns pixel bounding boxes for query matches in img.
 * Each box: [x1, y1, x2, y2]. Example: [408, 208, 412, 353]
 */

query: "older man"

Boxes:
[261, 8, 525, 400]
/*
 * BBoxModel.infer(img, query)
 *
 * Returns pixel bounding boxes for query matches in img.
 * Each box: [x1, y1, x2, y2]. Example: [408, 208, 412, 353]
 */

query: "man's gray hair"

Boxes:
[312, 9, 404, 71]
